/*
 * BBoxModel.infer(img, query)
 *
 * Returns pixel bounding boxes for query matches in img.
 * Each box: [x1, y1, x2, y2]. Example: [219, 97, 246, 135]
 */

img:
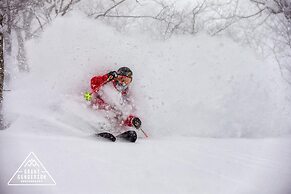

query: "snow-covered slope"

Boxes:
[5, 13, 291, 138]
[1, 13, 291, 194]
[1, 129, 291, 194]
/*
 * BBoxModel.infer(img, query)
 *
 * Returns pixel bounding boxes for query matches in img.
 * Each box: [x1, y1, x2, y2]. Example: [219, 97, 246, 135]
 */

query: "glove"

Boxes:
[132, 117, 142, 129]
[107, 71, 118, 82]
[84, 91, 92, 101]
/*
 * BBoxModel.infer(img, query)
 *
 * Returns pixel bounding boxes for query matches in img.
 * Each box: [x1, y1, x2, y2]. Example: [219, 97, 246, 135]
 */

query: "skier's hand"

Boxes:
[84, 91, 92, 101]
[107, 71, 118, 82]
[132, 117, 142, 129]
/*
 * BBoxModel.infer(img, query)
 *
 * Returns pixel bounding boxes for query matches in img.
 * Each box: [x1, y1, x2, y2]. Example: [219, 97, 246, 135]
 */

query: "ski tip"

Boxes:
[117, 130, 137, 143]
[96, 132, 116, 142]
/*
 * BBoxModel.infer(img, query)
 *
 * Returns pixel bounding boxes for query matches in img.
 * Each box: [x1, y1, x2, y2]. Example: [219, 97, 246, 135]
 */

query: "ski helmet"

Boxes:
[117, 67, 133, 78]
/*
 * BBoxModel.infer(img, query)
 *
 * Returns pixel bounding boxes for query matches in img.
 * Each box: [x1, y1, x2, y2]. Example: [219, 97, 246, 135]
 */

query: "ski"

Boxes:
[96, 130, 137, 143]
[96, 132, 116, 142]
[117, 130, 137, 143]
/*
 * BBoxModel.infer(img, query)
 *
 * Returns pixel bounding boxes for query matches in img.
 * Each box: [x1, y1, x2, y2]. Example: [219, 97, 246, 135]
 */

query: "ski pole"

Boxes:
[140, 128, 148, 138]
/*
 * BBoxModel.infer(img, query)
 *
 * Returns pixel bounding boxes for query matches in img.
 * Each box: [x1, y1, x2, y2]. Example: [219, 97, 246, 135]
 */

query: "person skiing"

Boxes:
[84, 67, 144, 142]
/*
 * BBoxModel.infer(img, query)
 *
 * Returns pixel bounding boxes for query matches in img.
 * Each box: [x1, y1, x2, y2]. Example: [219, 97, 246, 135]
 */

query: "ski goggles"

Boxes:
[116, 75, 132, 85]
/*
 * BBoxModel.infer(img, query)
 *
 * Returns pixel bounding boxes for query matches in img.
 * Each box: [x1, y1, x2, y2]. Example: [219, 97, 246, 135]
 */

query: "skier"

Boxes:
[84, 67, 143, 142]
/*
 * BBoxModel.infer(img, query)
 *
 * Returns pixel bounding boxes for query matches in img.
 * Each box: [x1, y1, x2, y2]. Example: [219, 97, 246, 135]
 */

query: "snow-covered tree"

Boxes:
[0, 0, 81, 72]
[250, 0, 291, 19]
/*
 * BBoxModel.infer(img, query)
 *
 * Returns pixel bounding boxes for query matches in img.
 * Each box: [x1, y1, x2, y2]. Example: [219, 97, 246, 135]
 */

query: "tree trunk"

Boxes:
[0, 14, 5, 129]
[4, 0, 12, 55]
[16, 29, 29, 72]
[23, 11, 34, 40]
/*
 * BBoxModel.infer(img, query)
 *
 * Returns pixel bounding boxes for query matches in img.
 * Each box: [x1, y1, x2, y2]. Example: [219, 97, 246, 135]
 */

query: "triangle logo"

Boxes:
[8, 152, 56, 185]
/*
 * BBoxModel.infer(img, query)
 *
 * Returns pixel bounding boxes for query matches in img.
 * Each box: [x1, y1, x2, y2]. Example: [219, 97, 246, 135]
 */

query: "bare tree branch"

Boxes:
[61, 0, 81, 16]
[95, 0, 127, 19]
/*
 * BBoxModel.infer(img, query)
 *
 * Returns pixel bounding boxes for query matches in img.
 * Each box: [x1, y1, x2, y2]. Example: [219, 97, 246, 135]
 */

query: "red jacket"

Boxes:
[91, 74, 128, 96]
[90, 73, 135, 128]
[90, 74, 109, 93]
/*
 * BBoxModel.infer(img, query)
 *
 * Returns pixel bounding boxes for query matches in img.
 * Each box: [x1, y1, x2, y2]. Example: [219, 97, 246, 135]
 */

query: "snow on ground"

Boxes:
[1, 130, 291, 194]
[1, 13, 291, 194]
